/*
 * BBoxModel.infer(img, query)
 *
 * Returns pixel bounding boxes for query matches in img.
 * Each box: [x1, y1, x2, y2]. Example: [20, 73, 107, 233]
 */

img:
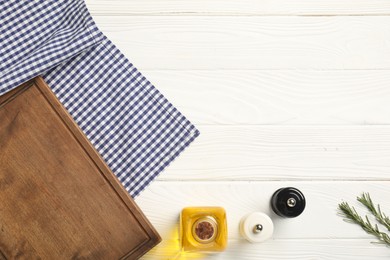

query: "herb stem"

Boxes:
[338, 201, 390, 246]
[357, 193, 390, 232]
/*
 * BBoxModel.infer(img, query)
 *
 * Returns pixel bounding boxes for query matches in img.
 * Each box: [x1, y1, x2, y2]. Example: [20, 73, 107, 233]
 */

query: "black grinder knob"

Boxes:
[271, 187, 306, 218]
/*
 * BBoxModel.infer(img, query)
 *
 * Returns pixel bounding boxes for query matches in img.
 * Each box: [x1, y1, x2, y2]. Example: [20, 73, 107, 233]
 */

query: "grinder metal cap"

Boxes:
[271, 187, 306, 218]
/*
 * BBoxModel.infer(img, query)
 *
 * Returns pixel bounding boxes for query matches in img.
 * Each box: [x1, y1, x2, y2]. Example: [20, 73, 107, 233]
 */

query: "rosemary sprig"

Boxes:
[338, 201, 390, 246]
[357, 193, 390, 231]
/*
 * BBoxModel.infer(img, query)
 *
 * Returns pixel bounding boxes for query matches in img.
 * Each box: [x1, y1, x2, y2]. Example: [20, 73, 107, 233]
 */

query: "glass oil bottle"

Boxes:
[180, 207, 227, 252]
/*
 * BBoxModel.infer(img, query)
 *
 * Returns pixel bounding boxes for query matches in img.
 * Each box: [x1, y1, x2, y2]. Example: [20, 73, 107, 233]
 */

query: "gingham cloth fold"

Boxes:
[0, 0, 199, 197]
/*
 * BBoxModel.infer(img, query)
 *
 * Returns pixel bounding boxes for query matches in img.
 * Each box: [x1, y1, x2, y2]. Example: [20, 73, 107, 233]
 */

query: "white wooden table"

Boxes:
[87, 1, 390, 259]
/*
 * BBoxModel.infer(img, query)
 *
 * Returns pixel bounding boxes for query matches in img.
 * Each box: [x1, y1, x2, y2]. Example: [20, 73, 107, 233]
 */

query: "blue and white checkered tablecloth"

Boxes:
[0, 0, 199, 197]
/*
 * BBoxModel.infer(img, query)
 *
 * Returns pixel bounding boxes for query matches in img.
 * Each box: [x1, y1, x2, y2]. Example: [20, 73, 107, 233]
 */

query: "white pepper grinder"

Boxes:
[239, 212, 274, 243]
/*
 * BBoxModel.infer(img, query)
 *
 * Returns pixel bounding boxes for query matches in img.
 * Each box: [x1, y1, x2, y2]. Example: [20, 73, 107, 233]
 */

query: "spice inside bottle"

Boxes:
[180, 207, 227, 252]
[193, 217, 217, 243]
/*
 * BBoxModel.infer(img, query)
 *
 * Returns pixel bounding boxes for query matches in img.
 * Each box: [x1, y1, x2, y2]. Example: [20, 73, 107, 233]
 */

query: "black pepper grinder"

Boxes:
[271, 187, 306, 218]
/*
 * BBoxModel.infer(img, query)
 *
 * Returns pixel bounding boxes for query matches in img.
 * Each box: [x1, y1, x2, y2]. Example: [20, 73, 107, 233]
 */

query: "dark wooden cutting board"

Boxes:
[0, 77, 161, 259]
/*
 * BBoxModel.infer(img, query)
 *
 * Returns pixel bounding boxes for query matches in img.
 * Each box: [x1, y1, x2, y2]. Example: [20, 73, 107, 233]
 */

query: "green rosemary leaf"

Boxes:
[357, 193, 390, 231]
[338, 196, 390, 247]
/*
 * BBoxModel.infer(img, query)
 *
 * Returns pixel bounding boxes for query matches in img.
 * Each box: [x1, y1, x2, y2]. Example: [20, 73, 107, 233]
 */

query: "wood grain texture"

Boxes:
[141, 239, 390, 259]
[93, 16, 390, 70]
[0, 78, 160, 259]
[150, 126, 390, 180]
[142, 70, 390, 125]
[86, 0, 390, 16]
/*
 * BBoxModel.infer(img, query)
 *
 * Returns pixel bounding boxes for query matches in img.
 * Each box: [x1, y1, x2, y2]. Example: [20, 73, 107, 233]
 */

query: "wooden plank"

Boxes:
[141, 239, 390, 259]
[86, 0, 390, 16]
[93, 16, 390, 69]
[136, 181, 390, 239]
[155, 126, 390, 180]
[142, 70, 390, 125]
[0, 77, 160, 259]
